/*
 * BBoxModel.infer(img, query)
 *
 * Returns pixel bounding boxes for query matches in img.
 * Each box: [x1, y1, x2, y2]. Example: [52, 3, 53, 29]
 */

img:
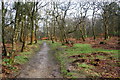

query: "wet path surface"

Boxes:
[17, 42, 62, 78]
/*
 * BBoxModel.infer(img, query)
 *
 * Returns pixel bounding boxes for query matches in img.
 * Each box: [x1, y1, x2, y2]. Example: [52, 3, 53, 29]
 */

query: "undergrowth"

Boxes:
[47, 41, 119, 78]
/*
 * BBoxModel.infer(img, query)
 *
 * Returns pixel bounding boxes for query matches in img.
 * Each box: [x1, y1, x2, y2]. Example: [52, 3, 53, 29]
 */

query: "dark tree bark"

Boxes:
[12, 2, 20, 51]
[21, 18, 25, 52]
[2, 2, 7, 56]
[34, 24, 37, 44]
[30, 2, 35, 44]
[30, 17, 34, 44]
[104, 20, 109, 40]
[103, 12, 109, 40]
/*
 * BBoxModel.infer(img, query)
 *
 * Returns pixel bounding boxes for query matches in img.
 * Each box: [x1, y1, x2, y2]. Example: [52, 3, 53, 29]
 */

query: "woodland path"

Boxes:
[17, 42, 62, 78]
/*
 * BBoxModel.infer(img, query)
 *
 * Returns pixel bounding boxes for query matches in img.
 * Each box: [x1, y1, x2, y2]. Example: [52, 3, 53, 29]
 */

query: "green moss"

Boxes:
[14, 55, 28, 64]
[65, 43, 119, 58]
[77, 63, 94, 69]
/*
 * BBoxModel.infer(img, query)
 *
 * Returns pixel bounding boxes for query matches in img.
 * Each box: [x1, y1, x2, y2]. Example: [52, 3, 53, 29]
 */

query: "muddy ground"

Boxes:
[17, 42, 62, 78]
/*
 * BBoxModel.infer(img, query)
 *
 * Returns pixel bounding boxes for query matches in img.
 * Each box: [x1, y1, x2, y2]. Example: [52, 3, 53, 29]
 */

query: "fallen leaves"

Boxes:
[67, 51, 120, 78]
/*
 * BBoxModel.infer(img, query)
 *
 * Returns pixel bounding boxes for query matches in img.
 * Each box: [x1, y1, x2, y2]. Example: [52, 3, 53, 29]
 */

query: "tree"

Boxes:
[108, 2, 119, 36]
[91, 2, 98, 40]
[101, 2, 119, 40]
[2, 1, 7, 56]
[76, 1, 90, 41]
[30, 2, 36, 44]
[57, 0, 71, 44]
[12, 2, 21, 51]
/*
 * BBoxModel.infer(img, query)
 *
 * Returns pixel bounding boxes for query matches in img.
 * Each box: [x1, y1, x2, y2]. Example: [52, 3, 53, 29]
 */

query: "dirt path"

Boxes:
[17, 42, 62, 78]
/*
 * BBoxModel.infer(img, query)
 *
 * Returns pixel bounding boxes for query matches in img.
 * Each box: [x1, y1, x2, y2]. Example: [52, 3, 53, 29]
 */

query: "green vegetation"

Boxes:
[2, 0, 119, 78]
[65, 43, 118, 58]
[14, 41, 43, 64]
[47, 41, 119, 78]
[77, 63, 94, 69]
[2, 40, 43, 75]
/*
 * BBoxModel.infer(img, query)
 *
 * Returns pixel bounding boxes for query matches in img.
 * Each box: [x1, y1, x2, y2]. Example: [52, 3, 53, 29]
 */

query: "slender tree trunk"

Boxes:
[92, 20, 96, 40]
[2, 2, 7, 56]
[104, 15, 109, 40]
[21, 34, 26, 52]
[53, 19, 57, 41]
[53, 26, 57, 41]
[60, 28, 64, 44]
[47, 27, 49, 37]
[30, 2, 35, 44]
[21, 40, 25, 52]
[63, 28, 69, 44]
[20, 23, 23, 42]
[21, 17, 26, 52]
[104, 23, 109, 40]
[50, 34, 54, 43]
[12, 19, 18, 51]
[45, 18, 49, 38]
[79, 25, 85, 41]
[60, 19, 67, 45]
[34, 25, 37, 44]
[60, 25, 65, 45]
[12, 2, 20, 51]
[30, 17, 34, 44]
[83, 23, 87, 38]
[103, 10, 109, 40]
[92, 7, 96, 40]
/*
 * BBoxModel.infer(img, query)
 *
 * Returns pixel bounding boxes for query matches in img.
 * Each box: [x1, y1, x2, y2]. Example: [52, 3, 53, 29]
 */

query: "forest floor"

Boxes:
[17, 42, 62, 78]
[1, 41, 62, 78]
[68, 37, 120, 50]
[1, 37, 120, 78]
[48, 37, 120, 78]
[2, 41, 43, 78]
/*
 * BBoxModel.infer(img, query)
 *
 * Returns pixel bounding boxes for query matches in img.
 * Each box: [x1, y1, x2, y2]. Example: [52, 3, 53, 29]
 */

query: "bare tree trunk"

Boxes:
[21, 16, 28, 52]
[81, 31, 85, 41]
[30, 2, 35, 44]
[53, 26, 57, 41]
[21, 19, 25, 52]
[104, 22, 109, 40]
[104, 15, 109, 40]
[83, 23, 87, 38]
[59, 28, 64, 44]
[30, 17, 34, 44]
[79, 25, 85, 41]
[91, 2, 97, 40]
[21, 39, 25, 52]
[20, 23, 23, 42]
[2, 2, 7, 56]
[34, 24, 37, 44]
[50, 34, 54, 43]
[45, 17, 49, 38]
[12, 18, 18, 51]
[34, 2, 38, 44]
[21, 33, 26, 52]
[53, 17, 57, 41]
[12, 2, 20, 51]
[92, 19, 96, 40]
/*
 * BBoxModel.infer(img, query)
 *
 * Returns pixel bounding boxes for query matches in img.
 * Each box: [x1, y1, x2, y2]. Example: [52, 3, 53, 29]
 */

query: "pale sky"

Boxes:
[1, 0, 119, 2]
